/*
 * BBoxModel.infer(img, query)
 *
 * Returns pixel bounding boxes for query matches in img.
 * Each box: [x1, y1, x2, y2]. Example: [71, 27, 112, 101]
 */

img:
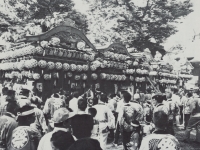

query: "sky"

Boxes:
[73, 0, 200, 60]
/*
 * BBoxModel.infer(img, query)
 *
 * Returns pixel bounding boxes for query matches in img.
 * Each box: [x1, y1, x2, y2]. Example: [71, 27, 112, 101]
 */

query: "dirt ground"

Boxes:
[106, 127, 200, 150]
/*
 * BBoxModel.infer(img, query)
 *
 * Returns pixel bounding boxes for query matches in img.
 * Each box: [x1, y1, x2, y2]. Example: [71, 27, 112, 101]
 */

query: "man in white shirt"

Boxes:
[172, 88, 181, 126]
[37, 108, 75, 150]
[93, 93, 114, 150]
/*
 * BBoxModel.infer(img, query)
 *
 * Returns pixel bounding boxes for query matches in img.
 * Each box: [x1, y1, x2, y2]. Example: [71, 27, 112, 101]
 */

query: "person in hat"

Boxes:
[0, 90, 16, 116]
[37, 108, 75, 150]
[139, 111, 180, 150]
[9, 105, 41, 150]
[124, 120, 142, 150]
[17, 88, 31, 108]
[0, 101, 19, 150]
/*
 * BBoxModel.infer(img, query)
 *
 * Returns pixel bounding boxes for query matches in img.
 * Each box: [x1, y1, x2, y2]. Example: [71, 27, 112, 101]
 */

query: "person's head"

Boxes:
[78, 98, 87, 111]
[53, 93, 60, 98]
[166, 92, 172, 99]
[108, 93, 116, 99]
[187, 92, 193, 98]
[99, 93, 108, 103]
[52, 108, 73, 129]
[146, 88, 151, 94]
[152, 93, 164, 105]
[136, 89, 140, 93]
[68, 138, 102, 150]
[6, 90, 16, 102]
[134, 93, 140, 101]
[19, 89, 30, 97]
[173, 88, 178, 95]
[51, 131, 75, 150]
[17, 105, 35, 126]
[6, 101, 20, 116]
[72, 91, 80, 98]
[153, 111, 168, 130]
[2, 87, 8, 95]
[88, 107, 97, 118]
[87, 98, 93, 107]
[122, 91, 132, 103]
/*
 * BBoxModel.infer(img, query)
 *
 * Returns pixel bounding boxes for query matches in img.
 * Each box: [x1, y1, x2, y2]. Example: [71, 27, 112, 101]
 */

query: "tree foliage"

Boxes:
[0, 0, 88, 44]
[85, 0, 193, 55]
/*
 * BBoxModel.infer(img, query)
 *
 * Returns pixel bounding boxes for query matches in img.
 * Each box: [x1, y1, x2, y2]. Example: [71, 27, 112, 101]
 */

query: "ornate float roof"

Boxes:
[17, 25, 97, 52]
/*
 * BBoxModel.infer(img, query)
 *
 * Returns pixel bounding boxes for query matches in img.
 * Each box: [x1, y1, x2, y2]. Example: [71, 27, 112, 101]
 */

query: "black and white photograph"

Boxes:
[0, 0, 200, 149]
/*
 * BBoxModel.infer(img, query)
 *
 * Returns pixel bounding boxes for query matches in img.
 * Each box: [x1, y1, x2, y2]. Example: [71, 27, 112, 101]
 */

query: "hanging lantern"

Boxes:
[83, 54, 89, 60]
[114, 54, 119, 60]
[28, 72, 33, 79]
[133, 61, 139, 66]
[81, 73, 87, 80]
[81, 65, 88, 71]
[70, 64, 77, 71]
[47, 62, 55, 70]
[40, 41, 49, 48]
[100, 73, 106, 79]
[88, 55, 95, 61]
[130, 76, 134, 81]
[44, 74, 51, 80]
[110, 74, 115, 80]
[38, 60, 47, 68]
[24, 71, 29, 77]
[106, 74, 111, 80]
[50, 37, 60, 46]
[58, 49, 64, 57]
[76, 65, 83, 72]
[67, 51, 72, 58]
[67, 72, 73, 77]
[136, 69, 141, 74]
[36, 46, 44, 55]
[129, 69, 134, 74]
[75, 75, 81, 80]
[122, 75, 126, 81]
[91, 73, 98, 80]
[90, 65, 97, 71]
[33, 73, 40, 80]
[55, 62, 62, 70]
[63, 63, 70, 71]
[30, 59, 38, 68]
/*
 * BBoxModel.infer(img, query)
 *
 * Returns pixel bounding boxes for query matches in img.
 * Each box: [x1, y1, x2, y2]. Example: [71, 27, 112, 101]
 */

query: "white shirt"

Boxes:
[69, 97, 79, 114]
[172, 94, 181, 106]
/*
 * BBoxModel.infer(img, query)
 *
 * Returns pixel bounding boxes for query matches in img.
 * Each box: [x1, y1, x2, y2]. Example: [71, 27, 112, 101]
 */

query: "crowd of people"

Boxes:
[0, 85, 200, 150]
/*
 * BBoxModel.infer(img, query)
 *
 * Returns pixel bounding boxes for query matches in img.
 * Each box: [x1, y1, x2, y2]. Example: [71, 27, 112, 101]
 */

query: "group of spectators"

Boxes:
[0, 86, 200, 150]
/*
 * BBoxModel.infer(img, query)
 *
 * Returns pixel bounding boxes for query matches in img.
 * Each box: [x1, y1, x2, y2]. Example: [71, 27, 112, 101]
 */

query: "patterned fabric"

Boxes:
[139, 133, 181, 150]
[119, 102, 143, 132]
[165, 99, 179, 120]
[0, 114, 18, 149]
[43, 97, 66, 119]
[9, 126, 41, 150]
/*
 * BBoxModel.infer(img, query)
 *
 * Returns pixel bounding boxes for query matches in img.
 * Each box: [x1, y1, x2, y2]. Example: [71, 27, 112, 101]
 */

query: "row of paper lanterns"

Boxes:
[179, 74, 193, 79]
[0, 45, 95, 61]
[158, 79, 177, 84]
[124, 69, 149, 75]
[149, 71, 178, 79]
[103, 51, 127, 61]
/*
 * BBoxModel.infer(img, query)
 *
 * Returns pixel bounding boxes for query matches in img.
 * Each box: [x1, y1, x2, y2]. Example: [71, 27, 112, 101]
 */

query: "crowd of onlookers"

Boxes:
[0, 85, 200, 150]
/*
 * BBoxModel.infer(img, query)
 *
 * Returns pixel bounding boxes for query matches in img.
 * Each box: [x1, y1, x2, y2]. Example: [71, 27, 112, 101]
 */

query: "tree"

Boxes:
[0, 0, 88, 44]
[84, 0, 193, 55]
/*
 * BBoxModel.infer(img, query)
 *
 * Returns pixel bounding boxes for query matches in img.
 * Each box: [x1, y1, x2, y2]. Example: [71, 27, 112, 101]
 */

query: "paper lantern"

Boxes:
[76, 65, 83, 72]
[33, 73, 40, 80]
[81, 73, 87, 80]
[50, 37, 60, 46]
[130, 76, 134, 81]
[55, 62, 62, 70]
[82, 65, 89, 71]
[88, 55, 95, 61]
[91, 73, 98, 80]
[38, 60, 47, 68]
[40, 41, 49, 47]
[83, 54, 89, 60]
[44, 74, 51, 80]
[47, 62, 55, 70]
[122, 75, 126, 81]
[30, 59, 38, 68]
[75, 75, 81, 80]
[67, 72, 73, 77]
[28, 72, 33, 79]
[36, 46, 44, 55]
[133, 61, 139, 66]
[63, 63, 70, 71]
[106, 74, 111, 80]
[136, 69, 141, 74]
[70, 64, 77, 71]
[100, 73, 106, 79]
[90, 65, 97, 71]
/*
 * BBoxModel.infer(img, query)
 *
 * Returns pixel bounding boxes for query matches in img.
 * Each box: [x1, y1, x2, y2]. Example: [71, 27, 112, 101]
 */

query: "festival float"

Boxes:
[0, 25, 97, 100]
